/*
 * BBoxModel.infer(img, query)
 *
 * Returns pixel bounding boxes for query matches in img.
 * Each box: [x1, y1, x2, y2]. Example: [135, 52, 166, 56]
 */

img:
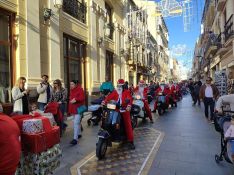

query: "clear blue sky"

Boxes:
[154, 0, 205, 67]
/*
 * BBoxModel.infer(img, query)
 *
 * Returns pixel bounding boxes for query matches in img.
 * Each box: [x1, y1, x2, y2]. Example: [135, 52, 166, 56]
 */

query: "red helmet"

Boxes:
[139, 80, 145, 84]
[117, 79, 125, 85]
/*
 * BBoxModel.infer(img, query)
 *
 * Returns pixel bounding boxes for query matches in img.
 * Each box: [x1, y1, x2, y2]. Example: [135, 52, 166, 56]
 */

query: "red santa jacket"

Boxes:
[0, 114, 21, 175]
[68, 85, 85, 115]
[155, 86, 170, 95]
[133, 86, 148, 99]
[169, 84, 175, 94]
[164, 85, 171, 95]
[104, 89, 133, 108]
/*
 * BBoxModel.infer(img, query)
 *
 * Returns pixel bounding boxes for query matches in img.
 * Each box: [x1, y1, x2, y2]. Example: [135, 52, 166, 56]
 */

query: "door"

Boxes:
[64, 35, 86, 88]
[0, 8, 15, 105]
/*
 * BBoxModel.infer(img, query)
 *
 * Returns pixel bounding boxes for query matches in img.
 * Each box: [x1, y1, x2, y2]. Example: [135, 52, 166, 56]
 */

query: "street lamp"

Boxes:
[43, 0, 63, 21]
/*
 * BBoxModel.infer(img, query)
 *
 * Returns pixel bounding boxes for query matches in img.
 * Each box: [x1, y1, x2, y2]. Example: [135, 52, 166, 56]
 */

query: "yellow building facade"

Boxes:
[0, 0, 128, 106]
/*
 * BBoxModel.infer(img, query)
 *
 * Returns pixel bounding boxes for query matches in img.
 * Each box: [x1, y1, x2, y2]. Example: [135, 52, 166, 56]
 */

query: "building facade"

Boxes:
[193, 0, 234, 83]
[0, 0, 166, 111]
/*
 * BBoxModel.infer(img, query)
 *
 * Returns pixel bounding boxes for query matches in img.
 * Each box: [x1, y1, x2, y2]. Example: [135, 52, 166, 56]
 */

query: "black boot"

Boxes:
[129, 142, 135, 150]
[152, 110, 156, 113]
[70, 139, 77, 145]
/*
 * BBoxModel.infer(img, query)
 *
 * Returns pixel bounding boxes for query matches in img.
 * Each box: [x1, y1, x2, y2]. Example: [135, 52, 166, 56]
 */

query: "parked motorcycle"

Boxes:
[96, 100, 131, 160]
[155, 93, 168, 115]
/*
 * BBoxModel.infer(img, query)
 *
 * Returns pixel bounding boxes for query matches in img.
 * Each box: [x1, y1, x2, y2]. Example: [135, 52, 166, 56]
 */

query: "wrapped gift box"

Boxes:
[21, 126, 60, 154]
[15, 144, 62, 175]
[41, 113, 56, 126]
[23, 119, 43, 134]
[12, 115, 33, 130]
[34, 116, 52, 132]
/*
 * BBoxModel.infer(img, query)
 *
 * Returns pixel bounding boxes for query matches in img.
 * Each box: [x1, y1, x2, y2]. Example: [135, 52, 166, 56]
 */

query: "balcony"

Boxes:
[204, 38, 217, 59]
[224, 14, 234, 43]
[63, 0, 87, 23]
[105, 23, 115, 40]
[158, 25, 168, 48]
[216, 0, 226, 12]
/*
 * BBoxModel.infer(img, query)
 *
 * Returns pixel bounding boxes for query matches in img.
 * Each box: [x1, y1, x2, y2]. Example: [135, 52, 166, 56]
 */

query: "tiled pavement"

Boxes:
[73, 127, 163, 175]
[148, 95, 234, 175]
[55, 95, 234, 175]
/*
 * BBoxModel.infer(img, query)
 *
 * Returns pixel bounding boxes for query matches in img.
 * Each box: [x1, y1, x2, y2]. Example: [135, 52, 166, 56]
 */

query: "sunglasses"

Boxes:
[206, 80, 211, 82]
[53, 82, 58, 84]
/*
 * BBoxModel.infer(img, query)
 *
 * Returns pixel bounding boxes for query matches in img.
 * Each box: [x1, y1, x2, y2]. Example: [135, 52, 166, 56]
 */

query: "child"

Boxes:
[224, 117, 234, 162]
[30, 102, 56, 126]
[30, 102, 44, 116]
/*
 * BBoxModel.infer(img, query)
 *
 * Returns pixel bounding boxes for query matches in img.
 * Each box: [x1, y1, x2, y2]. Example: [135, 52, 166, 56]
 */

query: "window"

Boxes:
[106, 51, 114, 82]
[63, 35, 86, 89]
[63, 0, 87, 23]
[0, 8, 15, 103]
[105, 3, 114, 39]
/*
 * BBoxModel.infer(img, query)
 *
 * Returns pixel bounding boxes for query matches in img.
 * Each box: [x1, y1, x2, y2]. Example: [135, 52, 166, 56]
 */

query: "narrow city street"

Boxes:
[54, 95, 234, 175]
[148, 96, 234, 175]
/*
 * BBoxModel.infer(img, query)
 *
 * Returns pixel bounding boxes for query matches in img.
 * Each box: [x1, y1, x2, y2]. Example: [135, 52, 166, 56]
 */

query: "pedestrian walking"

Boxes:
[12, 77, 30, 114]
[188, 78, 195, 103]
[193, 81, 202, 105]
[68, 80, 85, 145]
[37, 75, 53, 111]
[199, 77, 219, 123]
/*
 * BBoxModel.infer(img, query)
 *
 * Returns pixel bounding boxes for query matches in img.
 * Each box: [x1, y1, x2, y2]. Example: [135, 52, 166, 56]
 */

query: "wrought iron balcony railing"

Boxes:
[225, 14, 234, 42]
[216, 33, 222, 50]
[63, 0, 87, 23]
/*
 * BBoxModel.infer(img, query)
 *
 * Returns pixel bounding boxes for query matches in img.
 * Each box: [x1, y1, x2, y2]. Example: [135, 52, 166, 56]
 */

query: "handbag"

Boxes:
[77, 105, 87, 115]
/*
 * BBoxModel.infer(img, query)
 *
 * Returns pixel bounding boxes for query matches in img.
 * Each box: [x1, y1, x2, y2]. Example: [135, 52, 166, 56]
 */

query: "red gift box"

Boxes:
[12, 115, 33, 130]
[34, 116, 52, 132]
[12, 114, 53, 133]
[21, 126, 60, 153]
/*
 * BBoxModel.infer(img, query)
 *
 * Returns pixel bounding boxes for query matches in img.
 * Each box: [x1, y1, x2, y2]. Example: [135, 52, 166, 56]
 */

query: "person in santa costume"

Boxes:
[102, 79, 135, 149]
[134, 80, 154, 123]
[168, 80, 177, 107]
[0, 110, 21, 175]
[152, 81, 170, 113]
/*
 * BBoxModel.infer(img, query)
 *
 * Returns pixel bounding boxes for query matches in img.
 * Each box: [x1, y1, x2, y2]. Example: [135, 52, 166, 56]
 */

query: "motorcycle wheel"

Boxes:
[158, 108, 163, 116]
[131, 116, 138, 129]
[96, 138, 108, 160]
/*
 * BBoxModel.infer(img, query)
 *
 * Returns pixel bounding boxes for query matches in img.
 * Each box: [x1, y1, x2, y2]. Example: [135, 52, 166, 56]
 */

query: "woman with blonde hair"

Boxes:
[12, 77, 29, 114]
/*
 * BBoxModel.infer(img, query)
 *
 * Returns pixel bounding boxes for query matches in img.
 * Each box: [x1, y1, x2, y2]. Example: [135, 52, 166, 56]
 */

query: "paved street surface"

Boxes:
[55, 95, 234, 175]
[74, 128, 163, 175]
[148, 95, 234, 175]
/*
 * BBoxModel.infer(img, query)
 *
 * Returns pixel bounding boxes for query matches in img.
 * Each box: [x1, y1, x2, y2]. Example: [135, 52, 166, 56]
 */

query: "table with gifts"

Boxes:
[12, 113, 62, 175]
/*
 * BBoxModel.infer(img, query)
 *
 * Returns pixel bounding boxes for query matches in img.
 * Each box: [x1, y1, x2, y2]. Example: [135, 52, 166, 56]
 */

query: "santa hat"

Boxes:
[139, 80, 145, 85]
[117, 79, 125, 85]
